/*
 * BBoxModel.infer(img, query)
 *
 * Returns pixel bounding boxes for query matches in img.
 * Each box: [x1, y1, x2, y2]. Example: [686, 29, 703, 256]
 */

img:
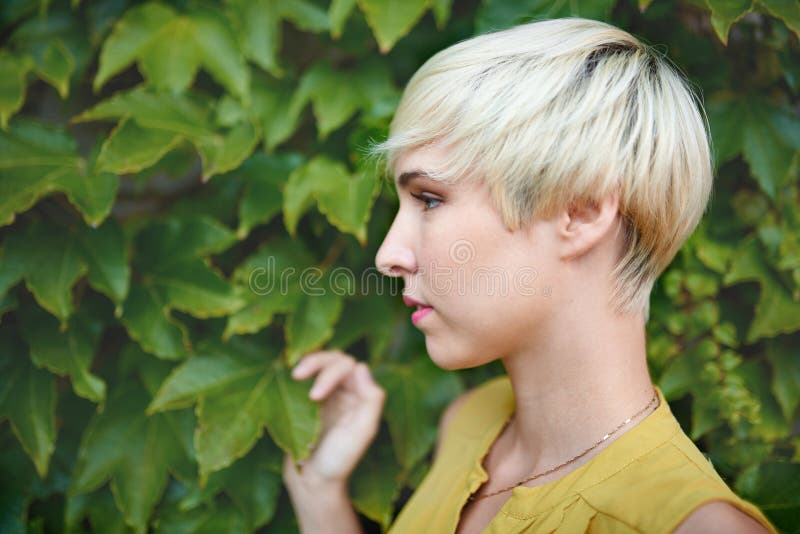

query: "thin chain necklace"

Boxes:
[467, 390, 659, 503]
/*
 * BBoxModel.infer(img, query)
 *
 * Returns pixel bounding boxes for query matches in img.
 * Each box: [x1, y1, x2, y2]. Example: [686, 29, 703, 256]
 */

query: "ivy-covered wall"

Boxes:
[0, 0, 798, 532]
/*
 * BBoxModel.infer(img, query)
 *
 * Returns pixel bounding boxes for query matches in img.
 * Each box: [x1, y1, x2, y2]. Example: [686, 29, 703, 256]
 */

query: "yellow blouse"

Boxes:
[388, 375, 776, 533]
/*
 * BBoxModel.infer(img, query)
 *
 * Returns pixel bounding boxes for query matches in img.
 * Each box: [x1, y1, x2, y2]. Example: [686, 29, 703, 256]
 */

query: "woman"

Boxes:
[282, 18, 777, 533]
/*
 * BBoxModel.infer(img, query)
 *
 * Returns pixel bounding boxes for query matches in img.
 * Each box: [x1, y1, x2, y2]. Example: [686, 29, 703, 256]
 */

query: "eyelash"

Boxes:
[410, 192, 442, 211]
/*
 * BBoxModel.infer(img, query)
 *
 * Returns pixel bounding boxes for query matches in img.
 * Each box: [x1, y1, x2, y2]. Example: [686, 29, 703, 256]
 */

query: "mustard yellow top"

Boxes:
[388, 375, 776, 533]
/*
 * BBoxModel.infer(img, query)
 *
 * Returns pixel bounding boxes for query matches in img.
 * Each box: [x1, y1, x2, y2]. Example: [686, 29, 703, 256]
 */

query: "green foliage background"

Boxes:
[0, 0, 798, 532]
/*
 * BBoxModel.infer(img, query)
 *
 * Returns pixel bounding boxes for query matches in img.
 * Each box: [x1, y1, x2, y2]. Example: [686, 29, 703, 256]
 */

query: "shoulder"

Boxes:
[578, 431, 775, 533]
[434, 387, 474, 458]
[434, 375, 511, 457]
[672, 501, 772, 534]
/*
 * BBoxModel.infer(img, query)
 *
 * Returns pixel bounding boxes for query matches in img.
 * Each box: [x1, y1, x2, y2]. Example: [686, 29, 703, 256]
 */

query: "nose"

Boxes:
[375, 213, 417, 278]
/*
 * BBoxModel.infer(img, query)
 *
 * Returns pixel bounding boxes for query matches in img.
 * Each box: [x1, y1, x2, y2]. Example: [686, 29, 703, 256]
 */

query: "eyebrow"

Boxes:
[395, 170, 433, 189]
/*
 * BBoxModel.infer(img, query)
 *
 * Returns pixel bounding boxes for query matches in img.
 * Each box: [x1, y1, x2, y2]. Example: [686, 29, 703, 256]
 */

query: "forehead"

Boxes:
[392, 144, 453, 189]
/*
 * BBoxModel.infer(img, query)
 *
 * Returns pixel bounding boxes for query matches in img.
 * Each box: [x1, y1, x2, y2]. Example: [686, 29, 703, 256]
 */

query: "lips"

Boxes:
[402, 295, 429, 308]
[403, 295, 434, 325]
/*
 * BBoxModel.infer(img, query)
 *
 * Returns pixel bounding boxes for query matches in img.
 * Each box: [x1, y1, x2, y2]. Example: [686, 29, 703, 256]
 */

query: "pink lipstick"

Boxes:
[411, 306, 434, 324]
[403, 295, 434, 325]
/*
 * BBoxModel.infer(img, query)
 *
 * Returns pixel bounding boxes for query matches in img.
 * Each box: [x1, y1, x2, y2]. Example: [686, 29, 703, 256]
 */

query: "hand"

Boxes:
[283, 350, 386, 490]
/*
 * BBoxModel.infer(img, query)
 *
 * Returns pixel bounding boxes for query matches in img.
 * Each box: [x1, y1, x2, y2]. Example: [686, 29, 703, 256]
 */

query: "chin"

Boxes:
[425, 339, 491, 371]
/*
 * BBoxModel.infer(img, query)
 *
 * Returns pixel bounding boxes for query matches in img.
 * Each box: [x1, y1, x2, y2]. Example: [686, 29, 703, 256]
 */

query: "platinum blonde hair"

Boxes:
[374, 18, 712, 317]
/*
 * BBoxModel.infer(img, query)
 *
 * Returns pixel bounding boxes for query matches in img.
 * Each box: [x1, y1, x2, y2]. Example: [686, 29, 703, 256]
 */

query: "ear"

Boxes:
[557, 191, 621, 260]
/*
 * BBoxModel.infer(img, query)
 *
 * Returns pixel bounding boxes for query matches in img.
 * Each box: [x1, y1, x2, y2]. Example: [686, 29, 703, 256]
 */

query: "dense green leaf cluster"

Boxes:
[0, 0, 798, 532]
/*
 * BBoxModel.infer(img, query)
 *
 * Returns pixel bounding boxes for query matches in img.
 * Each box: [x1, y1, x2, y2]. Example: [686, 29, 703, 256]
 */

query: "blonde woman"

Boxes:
[282, 18, 777, 534]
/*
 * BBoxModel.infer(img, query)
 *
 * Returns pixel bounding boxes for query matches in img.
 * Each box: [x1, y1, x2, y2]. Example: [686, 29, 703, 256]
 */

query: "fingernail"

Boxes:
[309, 385, 320, 399]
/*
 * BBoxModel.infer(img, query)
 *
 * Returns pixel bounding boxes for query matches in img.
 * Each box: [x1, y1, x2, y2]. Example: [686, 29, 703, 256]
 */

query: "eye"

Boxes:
[410, 192, 442, 211]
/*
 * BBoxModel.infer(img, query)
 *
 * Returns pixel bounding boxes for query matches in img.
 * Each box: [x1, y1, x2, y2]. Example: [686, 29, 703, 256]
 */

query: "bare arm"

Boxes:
[672, 501, 772, 534]
[283, 351, 387, 534]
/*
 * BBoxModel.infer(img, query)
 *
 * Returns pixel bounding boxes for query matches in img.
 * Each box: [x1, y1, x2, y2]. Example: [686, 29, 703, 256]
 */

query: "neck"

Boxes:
[499, 301, 654, 475]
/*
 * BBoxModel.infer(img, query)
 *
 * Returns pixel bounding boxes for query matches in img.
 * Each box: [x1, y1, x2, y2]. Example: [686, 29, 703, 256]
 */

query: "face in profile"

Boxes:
[375, 143, 562, 369]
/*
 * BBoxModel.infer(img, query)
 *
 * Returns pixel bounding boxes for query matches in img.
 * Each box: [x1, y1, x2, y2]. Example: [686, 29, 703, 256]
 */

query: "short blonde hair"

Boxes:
[374, 18, 712, 316]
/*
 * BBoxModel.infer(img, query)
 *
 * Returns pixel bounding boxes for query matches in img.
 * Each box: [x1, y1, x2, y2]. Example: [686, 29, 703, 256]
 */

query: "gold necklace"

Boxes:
[467, 390, 659, 503]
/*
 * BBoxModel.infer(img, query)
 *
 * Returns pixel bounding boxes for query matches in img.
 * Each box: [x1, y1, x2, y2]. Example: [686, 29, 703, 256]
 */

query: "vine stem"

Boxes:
[319, 235, 348, 272]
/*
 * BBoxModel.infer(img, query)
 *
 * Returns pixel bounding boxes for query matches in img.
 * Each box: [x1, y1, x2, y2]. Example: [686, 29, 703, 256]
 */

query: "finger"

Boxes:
[292, 350, 353, 380]
[333, 364, 385, 441]
[354, 363, 386, 402]
[308, 356, 358, 400]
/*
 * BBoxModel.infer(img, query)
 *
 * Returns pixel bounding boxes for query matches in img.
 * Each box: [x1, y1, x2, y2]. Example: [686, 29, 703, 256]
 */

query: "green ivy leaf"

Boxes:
[93, 2, 179, 91]
[217, 452, 282, 530]
[330, 0, 357, 38]
[95, 3, 249, 100]
[0, 243, 27, 302]
[226, 0, 283, 76]
[3, 221, 87, 322]
[18, 303, 106, 404]
[71, 384, 194, 532]
[285, 291, 344, 366]
[431, 0, 454, 28]
[154, 500, 247, 533]
[0, 52, 33, 128]
[0, 120, 82, 226]
[283, 157, 381, 244]
[226, 0, 328, 77]
[188, 8, 250, 102]
[0, 121, 118, 227]
[260, 361, 320, 466]
[736, 462, 800, 532]
[734, 360, 789, 440]
[149, 346, 271, 413]
[357, 0, 429, 53]
[75, 219, 131, 308]
[75, 88, 216, 142]
[283, 156, 341, 235]
[235, 153, 302, 238]
[725, 238, 800, 341]
[120, 282, 189, 360]
[138, 18, 201, 93]
[706, 0, 752, 44]
[292, 63, 363, 138]
[65, 488, 129, 534]
[328, 294, 397, 361]
[224, 289, 299, 341]
[766, 339, 800, 420]
[78, 88, 256, 179]
[189, 351, 319, 481]
[0, 290, 18, 322]
[350, 437, 403, 530]
[129, 217, 244, 323]
[707, 100, 746, 164]
[742, 100, 799, 199]
[759, 0, 800, 38]
[252, 83, 302, 151]
[147, 258, 246, 319]
[33, 38, 74, 99]
[658, 344, 707, 400]
[0, 332, 57, 478]
[57, 169, 120, 228]
[133, 215, 237, 270]
[291, 61, 397, 138]
[375, 358, 456, 471]
[96, 118, 183, 175]
[196, 119, 259, 181]
[317, 170, 381, 246]
[224, 238, 315, 339]
[177, 438, 283, 530]
[475, 0, 615, 33]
